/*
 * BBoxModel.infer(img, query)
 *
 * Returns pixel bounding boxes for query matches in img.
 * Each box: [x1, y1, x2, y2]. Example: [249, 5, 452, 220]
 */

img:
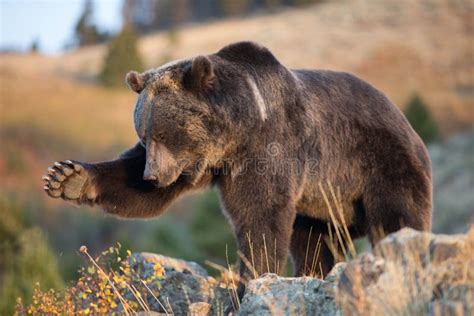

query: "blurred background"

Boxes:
[0, 0, 473, 313]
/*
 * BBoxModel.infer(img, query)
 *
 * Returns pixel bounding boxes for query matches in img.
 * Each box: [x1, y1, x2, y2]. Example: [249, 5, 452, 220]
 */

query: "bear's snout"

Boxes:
[144, 141, 180, 187]
[143, 163, 158, 181]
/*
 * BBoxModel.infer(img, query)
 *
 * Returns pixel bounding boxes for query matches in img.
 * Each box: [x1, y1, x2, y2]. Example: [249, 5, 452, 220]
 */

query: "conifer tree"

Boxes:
[99, 25, 144, 88]
[405, 93, 440, 144]
[75, 0, 105, 47]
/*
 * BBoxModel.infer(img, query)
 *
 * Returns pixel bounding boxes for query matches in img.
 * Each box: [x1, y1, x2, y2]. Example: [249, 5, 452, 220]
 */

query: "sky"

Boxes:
[0, 0, 123, 55]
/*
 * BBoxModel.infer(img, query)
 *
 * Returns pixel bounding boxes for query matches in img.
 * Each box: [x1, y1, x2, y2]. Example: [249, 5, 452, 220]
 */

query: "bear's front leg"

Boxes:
[218, 173, 297, 302]
[43, 142, 213, 218]
[231, 205, 296, 304]
[43, 142, 150, 206]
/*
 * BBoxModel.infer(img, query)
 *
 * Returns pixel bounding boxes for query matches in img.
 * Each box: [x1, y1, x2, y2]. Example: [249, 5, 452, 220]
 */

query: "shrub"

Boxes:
[16, 244, 165, 314]
[0, 197, 64, 316]
[404, 93, 440, 144]
[74, 0, 108, 47]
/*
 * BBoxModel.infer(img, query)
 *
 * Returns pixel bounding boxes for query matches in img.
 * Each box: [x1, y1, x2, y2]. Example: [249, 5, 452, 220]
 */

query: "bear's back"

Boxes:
[291, 69, 425, 154]
[292, 69, 407, 129]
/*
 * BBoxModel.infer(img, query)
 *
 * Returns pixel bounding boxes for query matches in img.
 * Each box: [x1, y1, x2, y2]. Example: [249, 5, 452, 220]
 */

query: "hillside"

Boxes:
[2, 0, 472, 136]
[431, 129, 474, 234]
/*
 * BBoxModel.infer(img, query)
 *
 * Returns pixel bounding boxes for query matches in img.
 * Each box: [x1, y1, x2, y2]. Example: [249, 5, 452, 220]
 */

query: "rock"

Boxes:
[238, 273, 338, 316]
[429, 234, 468, 264]
[372, 228, 433, 266]
[337, 252, 386, 297]
[325, 262, 347, 283]
[428, 300, 465, 316]
[189, 302, 212, 315]
[337, 227, 474, 316]
[129, 228, 472, 315]
[155, 269, 212, 314]
[140, 252, 209, 277]
[134, 253, 233, 315]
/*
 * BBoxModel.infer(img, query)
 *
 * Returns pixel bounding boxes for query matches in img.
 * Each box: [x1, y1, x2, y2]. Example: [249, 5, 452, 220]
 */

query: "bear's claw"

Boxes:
[66, 160, 83, 172]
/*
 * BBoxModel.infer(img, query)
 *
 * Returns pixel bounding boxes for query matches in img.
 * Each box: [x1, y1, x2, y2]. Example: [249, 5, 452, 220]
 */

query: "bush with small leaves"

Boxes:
[16, 243, 165, 314]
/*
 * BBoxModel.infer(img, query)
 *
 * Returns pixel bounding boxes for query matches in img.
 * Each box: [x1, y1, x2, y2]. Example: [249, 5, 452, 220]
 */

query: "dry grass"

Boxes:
[0, 69, 136, 150]
[320, 181, 357, 263]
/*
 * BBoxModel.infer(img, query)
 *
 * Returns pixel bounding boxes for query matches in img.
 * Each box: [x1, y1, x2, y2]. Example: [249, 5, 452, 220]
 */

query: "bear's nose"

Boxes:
[143, 173, 157, 181]
[143, 162, 158, 181]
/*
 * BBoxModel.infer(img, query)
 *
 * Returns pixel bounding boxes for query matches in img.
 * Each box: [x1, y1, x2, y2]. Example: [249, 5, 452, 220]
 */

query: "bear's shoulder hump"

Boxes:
[216, 41, 281, 67]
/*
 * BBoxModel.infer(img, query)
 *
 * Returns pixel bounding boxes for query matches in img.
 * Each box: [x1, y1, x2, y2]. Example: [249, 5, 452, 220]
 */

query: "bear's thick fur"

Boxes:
[44, 41, 432, 292]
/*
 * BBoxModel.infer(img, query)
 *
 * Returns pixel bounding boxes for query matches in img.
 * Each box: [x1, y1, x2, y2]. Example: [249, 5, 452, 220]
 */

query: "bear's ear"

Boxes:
[126, 71, 145, 93]
[189, 56, 215, 92]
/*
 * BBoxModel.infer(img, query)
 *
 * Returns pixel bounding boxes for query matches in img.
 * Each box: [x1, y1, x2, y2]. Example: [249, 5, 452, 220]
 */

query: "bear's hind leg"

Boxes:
[290, 215, 340, 278]
[363, 188, 432, 246]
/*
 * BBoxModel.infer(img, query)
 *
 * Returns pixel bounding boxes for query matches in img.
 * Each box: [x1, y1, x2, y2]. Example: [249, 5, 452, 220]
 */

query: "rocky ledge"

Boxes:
[133, 227, 473, 315]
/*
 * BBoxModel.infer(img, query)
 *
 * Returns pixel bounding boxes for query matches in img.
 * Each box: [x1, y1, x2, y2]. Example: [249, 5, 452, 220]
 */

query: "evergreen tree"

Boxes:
[75, 0, 106, 47]
[220, 0, 251, 16]
[404, 93, 440, 144]
[264, 0, 282, 11]
[294, 0, 323, 5]
[99, 25, 144, 87]
[29, 38, 40, 53]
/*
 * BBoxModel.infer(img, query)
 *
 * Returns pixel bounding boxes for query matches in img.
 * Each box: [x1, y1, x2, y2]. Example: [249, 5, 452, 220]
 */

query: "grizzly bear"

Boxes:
[43, 41, 432, 294]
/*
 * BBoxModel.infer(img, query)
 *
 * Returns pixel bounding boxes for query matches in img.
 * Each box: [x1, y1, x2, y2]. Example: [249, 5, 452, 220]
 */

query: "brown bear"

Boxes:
[43, 41, 432, 294]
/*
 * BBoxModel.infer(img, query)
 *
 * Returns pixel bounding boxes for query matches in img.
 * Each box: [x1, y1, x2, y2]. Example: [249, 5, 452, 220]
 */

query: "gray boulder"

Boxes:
[337, 227, 474, 316]
[238, 273, 338, 315]
[134, 253, 231, 315]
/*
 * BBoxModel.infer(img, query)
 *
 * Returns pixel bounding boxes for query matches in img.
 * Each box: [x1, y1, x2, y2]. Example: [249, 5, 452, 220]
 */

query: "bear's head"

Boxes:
[126, 42, 287, 187]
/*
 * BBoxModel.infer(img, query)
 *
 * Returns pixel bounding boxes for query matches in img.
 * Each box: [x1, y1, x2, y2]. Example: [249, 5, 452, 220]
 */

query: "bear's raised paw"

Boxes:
[43, 160, 90, 201]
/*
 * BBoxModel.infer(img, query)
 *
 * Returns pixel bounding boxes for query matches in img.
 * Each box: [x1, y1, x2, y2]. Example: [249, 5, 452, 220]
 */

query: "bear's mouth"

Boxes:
[147, 173, 183, 188]
[144, 151, 208, 188]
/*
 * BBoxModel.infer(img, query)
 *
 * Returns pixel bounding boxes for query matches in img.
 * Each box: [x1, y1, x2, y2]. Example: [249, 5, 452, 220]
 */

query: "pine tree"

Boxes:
[75, 0, 105, 47]
[404, 93, 440, 144]
[220, 0, 251, 16]
[294, 0, 323, 5]
[264, 0, 281, 12]
[99, 25, 144, 88]
[29, 38, 40, 53]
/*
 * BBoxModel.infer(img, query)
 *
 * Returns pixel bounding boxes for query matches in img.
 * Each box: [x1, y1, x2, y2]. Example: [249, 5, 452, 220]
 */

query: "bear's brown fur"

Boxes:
[43, 41, 432, 298]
